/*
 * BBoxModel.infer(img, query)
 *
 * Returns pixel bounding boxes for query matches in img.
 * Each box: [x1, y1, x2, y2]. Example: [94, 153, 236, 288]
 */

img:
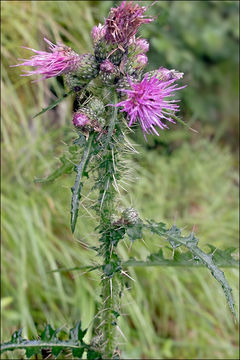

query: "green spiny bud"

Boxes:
[64, 73, 89, 91]
[94, 40, 124, 65]
[122, 208, 141, 225]
[75, 53, 99, 80]
[88, 97, 105, 116]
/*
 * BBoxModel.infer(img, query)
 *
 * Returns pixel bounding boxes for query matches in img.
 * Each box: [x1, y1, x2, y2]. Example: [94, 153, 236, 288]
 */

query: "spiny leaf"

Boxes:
[26, 346, 40, 358]
[146, 221, 238, 320]
[71, 135, 94, 233]
[0, 323, 91, 359]
[126, 223, 143, 242]
[69, 322, 87, 342]
[123, 247, 239, 268]
[41, 324, 57, 341]
[33, 90, 73, 119]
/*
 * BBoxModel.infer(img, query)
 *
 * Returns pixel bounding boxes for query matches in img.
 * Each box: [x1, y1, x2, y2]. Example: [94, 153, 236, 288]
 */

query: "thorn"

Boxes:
[110, 244, 113, 257]
[121, 270, 136, 282]
[110, 278, 113, 298]
[116, 325, 128, 341]
[211, 248, 217, 258]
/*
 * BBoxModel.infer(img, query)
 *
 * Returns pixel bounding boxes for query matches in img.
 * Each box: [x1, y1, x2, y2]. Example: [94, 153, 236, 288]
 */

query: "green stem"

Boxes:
[97, 92, 121, 358]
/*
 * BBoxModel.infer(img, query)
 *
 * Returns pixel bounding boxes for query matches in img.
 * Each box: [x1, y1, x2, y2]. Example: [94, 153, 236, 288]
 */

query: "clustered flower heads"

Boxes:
[12, 1, 186, 138]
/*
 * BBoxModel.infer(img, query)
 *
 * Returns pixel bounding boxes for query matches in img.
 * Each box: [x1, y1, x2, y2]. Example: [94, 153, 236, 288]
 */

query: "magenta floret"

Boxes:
[104, 1, 153, 47]
[11, 38, 81, 81]
[113, 74, 186, 137]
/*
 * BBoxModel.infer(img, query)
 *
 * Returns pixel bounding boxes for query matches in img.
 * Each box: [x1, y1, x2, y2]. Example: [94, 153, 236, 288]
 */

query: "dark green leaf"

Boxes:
[51, 346, 63, 357]
[146, 220, 238, 319]
[87, 349, 102, 359]
[41, 324, 57, 341]
[26, 346, 40, 358]
[69, 322, 87, 342]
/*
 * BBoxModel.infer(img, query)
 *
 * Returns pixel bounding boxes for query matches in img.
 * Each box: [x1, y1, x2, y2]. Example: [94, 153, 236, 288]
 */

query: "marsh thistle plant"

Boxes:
[2, 1, 238, 359]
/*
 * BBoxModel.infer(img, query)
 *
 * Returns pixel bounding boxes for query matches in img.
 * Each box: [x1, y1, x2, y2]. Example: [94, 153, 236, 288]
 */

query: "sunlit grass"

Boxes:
[1, 1, 239, 359]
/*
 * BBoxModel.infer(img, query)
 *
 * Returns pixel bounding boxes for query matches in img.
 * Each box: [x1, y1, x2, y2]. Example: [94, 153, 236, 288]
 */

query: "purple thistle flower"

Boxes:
[113, 74, 186, 137]
[11, 38, 81, 81]
[72, 112, 90, 127]
[104, 1, 153, 47]
[91, 23, 106, 44]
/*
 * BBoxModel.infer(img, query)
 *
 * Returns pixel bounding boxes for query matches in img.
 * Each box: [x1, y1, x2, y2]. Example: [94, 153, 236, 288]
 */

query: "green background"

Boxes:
[1, 1, 239, 359]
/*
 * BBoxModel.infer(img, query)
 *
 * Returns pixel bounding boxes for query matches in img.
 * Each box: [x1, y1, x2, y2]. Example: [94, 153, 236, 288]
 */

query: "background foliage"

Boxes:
[1, 1, 239, 359]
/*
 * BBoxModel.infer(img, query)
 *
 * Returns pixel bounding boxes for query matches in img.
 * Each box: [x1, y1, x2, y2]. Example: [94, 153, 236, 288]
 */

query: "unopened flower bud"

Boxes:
[134, 38, 149, 53]
[99, 60, 119, 85]
[146, 67, 184, 82]
[94, 39, 124, 65]
[125, 53, 148, 75]
[88, 97, 105, 116]
[100, 59, 115, 73]
[75, 53, 99, 80]
[135, 53, 148, 68]
[122, 208, 141, 225]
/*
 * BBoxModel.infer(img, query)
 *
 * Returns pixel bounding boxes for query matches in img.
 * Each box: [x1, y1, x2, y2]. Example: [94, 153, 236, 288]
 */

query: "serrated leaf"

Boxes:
[11, 329, 23, 343]
[51, 346, 63, 357]
[41, 324, 57, 341]
[33, 90, 73, 119]
[26, 346, 40, 358]
[146, 221, 238, 319]
[126, 224, 143, 242]
[69, 322, 87, 342]
[207, 245, 239, 267]
[123, 247, 239, 268]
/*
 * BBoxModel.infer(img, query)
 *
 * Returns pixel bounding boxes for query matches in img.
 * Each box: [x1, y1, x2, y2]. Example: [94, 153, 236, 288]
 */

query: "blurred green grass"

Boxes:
[1, 1, 239, 359]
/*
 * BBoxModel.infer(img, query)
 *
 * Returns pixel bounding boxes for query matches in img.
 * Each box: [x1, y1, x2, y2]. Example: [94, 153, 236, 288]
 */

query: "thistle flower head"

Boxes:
[104, 1, 153, 47]
[11, 38, 81, 81]
[91, 23, 106, 44]
[113, 73, 186, 137]
[72, 112, 90, 127]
